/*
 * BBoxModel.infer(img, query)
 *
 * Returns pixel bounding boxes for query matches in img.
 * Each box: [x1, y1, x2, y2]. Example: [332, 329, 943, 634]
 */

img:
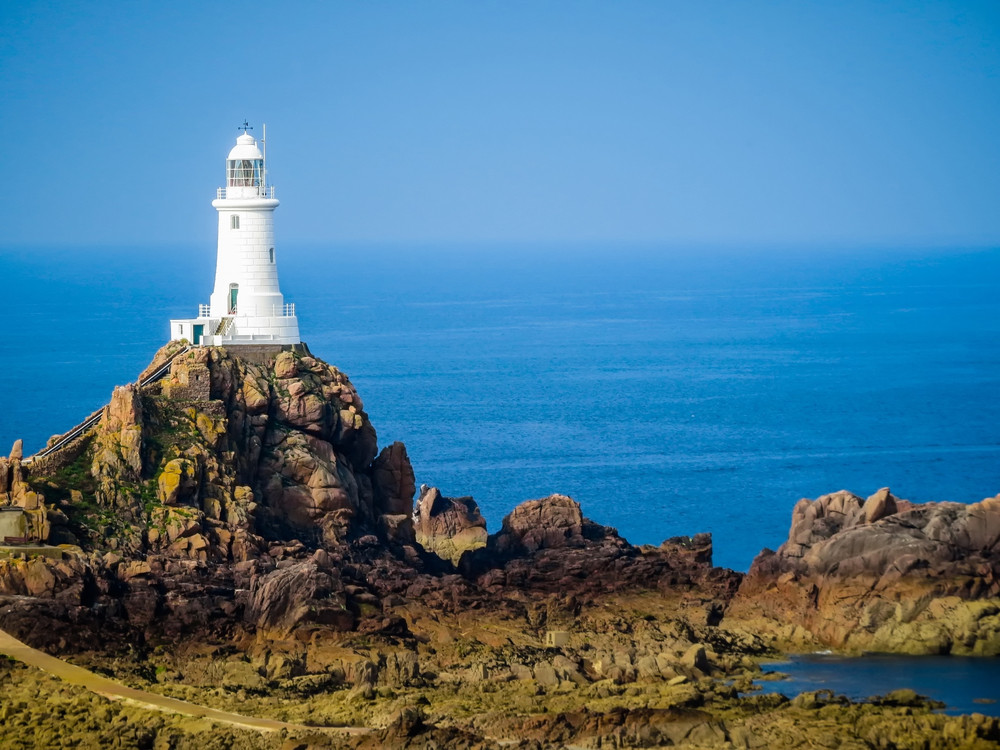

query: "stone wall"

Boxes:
[0, 508, 27, 539]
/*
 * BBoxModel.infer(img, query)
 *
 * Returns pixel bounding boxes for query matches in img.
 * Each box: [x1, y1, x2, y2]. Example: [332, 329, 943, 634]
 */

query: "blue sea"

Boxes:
[0, 244, 998, 572]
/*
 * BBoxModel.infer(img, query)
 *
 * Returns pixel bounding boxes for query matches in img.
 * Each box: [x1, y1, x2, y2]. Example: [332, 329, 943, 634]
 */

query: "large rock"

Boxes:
[414, 486, 487, 565]
[10, 344, 410, 562]
[492, 494, 604, 555]
[157, 458, 199, 505]
[372, 442, 416, 543]
[730, 488, 1000, 653]
[465, 494, 738, 603]
[245, 560, 353, 634]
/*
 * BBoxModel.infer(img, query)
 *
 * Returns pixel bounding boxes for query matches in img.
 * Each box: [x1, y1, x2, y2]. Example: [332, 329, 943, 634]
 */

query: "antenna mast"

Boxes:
[262, 123, 267, 188]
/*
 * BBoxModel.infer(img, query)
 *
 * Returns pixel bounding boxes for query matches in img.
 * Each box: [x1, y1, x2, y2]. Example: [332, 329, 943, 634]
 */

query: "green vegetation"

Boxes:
[142, 395, 205, 472]
[29, 439, 97, 503]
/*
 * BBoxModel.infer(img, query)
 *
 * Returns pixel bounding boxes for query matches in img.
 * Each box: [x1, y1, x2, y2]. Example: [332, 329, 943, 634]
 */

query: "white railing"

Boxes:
[216, 316, 235, 336]
[193, 304, 294, 319]
[216, 185, 275, 199]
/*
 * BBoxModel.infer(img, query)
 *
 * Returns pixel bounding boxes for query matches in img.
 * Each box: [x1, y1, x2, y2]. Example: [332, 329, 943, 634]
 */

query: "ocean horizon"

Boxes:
[1, 243, 998, 571]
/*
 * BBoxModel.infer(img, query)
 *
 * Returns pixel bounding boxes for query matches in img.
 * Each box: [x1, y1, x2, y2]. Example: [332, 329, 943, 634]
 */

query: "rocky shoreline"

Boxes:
[0, 343, 998, 748]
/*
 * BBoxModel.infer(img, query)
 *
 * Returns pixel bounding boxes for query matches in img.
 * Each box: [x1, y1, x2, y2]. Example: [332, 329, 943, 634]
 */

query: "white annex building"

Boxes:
[171, 125, 300, 347]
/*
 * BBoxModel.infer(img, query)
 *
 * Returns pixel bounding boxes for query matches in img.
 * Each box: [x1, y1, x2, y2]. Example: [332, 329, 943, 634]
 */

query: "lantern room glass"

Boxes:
[227, 159, 263, 187]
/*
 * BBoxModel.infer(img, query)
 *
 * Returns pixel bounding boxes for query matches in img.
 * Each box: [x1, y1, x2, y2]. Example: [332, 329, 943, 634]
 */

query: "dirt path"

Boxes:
[0, 628, 369, 736]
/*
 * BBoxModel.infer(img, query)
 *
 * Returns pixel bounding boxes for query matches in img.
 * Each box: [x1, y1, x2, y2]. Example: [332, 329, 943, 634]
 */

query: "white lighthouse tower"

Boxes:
[171, 124, 300, 347]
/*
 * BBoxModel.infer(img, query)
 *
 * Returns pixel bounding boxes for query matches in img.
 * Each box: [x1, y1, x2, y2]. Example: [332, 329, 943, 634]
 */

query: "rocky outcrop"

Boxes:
[0, 441, 50, 541]
[24, 345, 417, 560]
[414, 485, 487, 565]
[490, 493, 606, 555]
[464, 495, 741, 610]
[730, 488, 1000, 654]
[372, 442, 416, 543]
[0, 344, 429, 646]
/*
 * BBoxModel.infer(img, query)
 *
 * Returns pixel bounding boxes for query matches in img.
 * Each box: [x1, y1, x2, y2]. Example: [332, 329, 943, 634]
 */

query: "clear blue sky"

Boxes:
[2, 1, 999, 247]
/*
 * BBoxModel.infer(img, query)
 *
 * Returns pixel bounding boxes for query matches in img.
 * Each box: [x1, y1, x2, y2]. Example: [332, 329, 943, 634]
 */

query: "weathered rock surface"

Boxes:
[730, 487, 1000, 653]
[491, 493, 599, 555]
[371, 442, 416, 543]
[414, 485, 487, 565]
[245, 559, 352, 635]
[0, 442, 50, 541]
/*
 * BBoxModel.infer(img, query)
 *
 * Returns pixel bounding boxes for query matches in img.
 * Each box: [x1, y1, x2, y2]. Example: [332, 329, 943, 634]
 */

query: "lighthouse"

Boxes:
[170, 124, 301, 347]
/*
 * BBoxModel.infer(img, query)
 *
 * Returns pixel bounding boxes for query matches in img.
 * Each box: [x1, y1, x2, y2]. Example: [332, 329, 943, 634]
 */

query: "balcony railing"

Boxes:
[216, 185, 275, 199]
[195, 303, 295, 318]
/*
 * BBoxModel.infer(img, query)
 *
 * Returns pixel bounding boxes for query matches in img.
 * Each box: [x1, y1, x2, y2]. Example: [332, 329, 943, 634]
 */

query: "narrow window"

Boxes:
[268, 247, 274, 263]
[231, 215, 240, 229]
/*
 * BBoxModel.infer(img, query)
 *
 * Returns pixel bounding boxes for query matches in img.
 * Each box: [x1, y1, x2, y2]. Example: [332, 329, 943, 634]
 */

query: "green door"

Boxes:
[229, 287, 239, 313]
[193, 324, 203, 345]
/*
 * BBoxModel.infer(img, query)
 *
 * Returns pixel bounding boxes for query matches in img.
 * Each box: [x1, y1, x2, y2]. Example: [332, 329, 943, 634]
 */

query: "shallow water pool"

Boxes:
[756, 653, 1000, 716]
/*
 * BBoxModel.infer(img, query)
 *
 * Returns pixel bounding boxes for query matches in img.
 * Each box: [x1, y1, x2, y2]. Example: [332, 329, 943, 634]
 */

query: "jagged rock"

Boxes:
[731, 488, 1000, 653]
[533, 661, 559, 687]
[863, 486, 897, 524]
[382, 650, 421, 687]
[8, 439, 22, 461]
[461, 494, 737, 605]
[661, 534, 714, 566]
[274, 350, 298, 379]
[372, 443, 415, 516]
[371, 442, 416, 542]
[97, 384, 144, 479]
[414, 486, 487, 564]
[68, 345, 393, 554]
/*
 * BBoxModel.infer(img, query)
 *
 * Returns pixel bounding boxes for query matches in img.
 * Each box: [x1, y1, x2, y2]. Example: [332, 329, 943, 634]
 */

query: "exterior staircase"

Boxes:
[214, 316, 235, 336]
[24, 345, 192, 464]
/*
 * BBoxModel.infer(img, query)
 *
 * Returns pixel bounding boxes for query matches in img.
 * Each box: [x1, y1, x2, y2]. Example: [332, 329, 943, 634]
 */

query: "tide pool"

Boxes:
[757, 653, 1000, 717]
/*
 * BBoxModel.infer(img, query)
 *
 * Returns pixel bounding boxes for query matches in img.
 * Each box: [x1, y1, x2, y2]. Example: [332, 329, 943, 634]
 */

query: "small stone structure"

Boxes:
[0, 508, 28, 540]
[161, 359, 211, 401]
[546, 631, 570, 648]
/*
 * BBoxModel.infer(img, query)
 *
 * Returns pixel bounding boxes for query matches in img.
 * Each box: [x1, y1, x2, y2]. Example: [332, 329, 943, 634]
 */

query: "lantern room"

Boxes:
[224, 132, 267, 198]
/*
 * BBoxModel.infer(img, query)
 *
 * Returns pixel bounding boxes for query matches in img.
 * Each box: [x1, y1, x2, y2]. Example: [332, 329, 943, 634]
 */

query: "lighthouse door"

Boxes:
[192, 325, 203, 345]
[229, 284, 239, 313]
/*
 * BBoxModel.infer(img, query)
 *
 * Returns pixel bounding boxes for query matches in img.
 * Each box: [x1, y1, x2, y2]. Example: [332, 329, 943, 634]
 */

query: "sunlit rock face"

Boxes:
[16, 344, 409, 561]
[730, 488, 1000, 654]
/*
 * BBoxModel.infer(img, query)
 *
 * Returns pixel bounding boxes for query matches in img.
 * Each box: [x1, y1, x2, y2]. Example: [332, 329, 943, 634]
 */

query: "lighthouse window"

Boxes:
[231, 215, 240, 230]
[227, 159, 262, 187]
[269, 247, 274, 263]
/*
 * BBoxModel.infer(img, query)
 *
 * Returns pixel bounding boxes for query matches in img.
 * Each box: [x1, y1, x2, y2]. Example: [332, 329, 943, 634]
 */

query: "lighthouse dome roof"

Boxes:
[228, 133, 263, 161]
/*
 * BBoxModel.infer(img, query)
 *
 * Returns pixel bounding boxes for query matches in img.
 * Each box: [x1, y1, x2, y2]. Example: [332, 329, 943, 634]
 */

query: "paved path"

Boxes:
[0, 629, 369, 736]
